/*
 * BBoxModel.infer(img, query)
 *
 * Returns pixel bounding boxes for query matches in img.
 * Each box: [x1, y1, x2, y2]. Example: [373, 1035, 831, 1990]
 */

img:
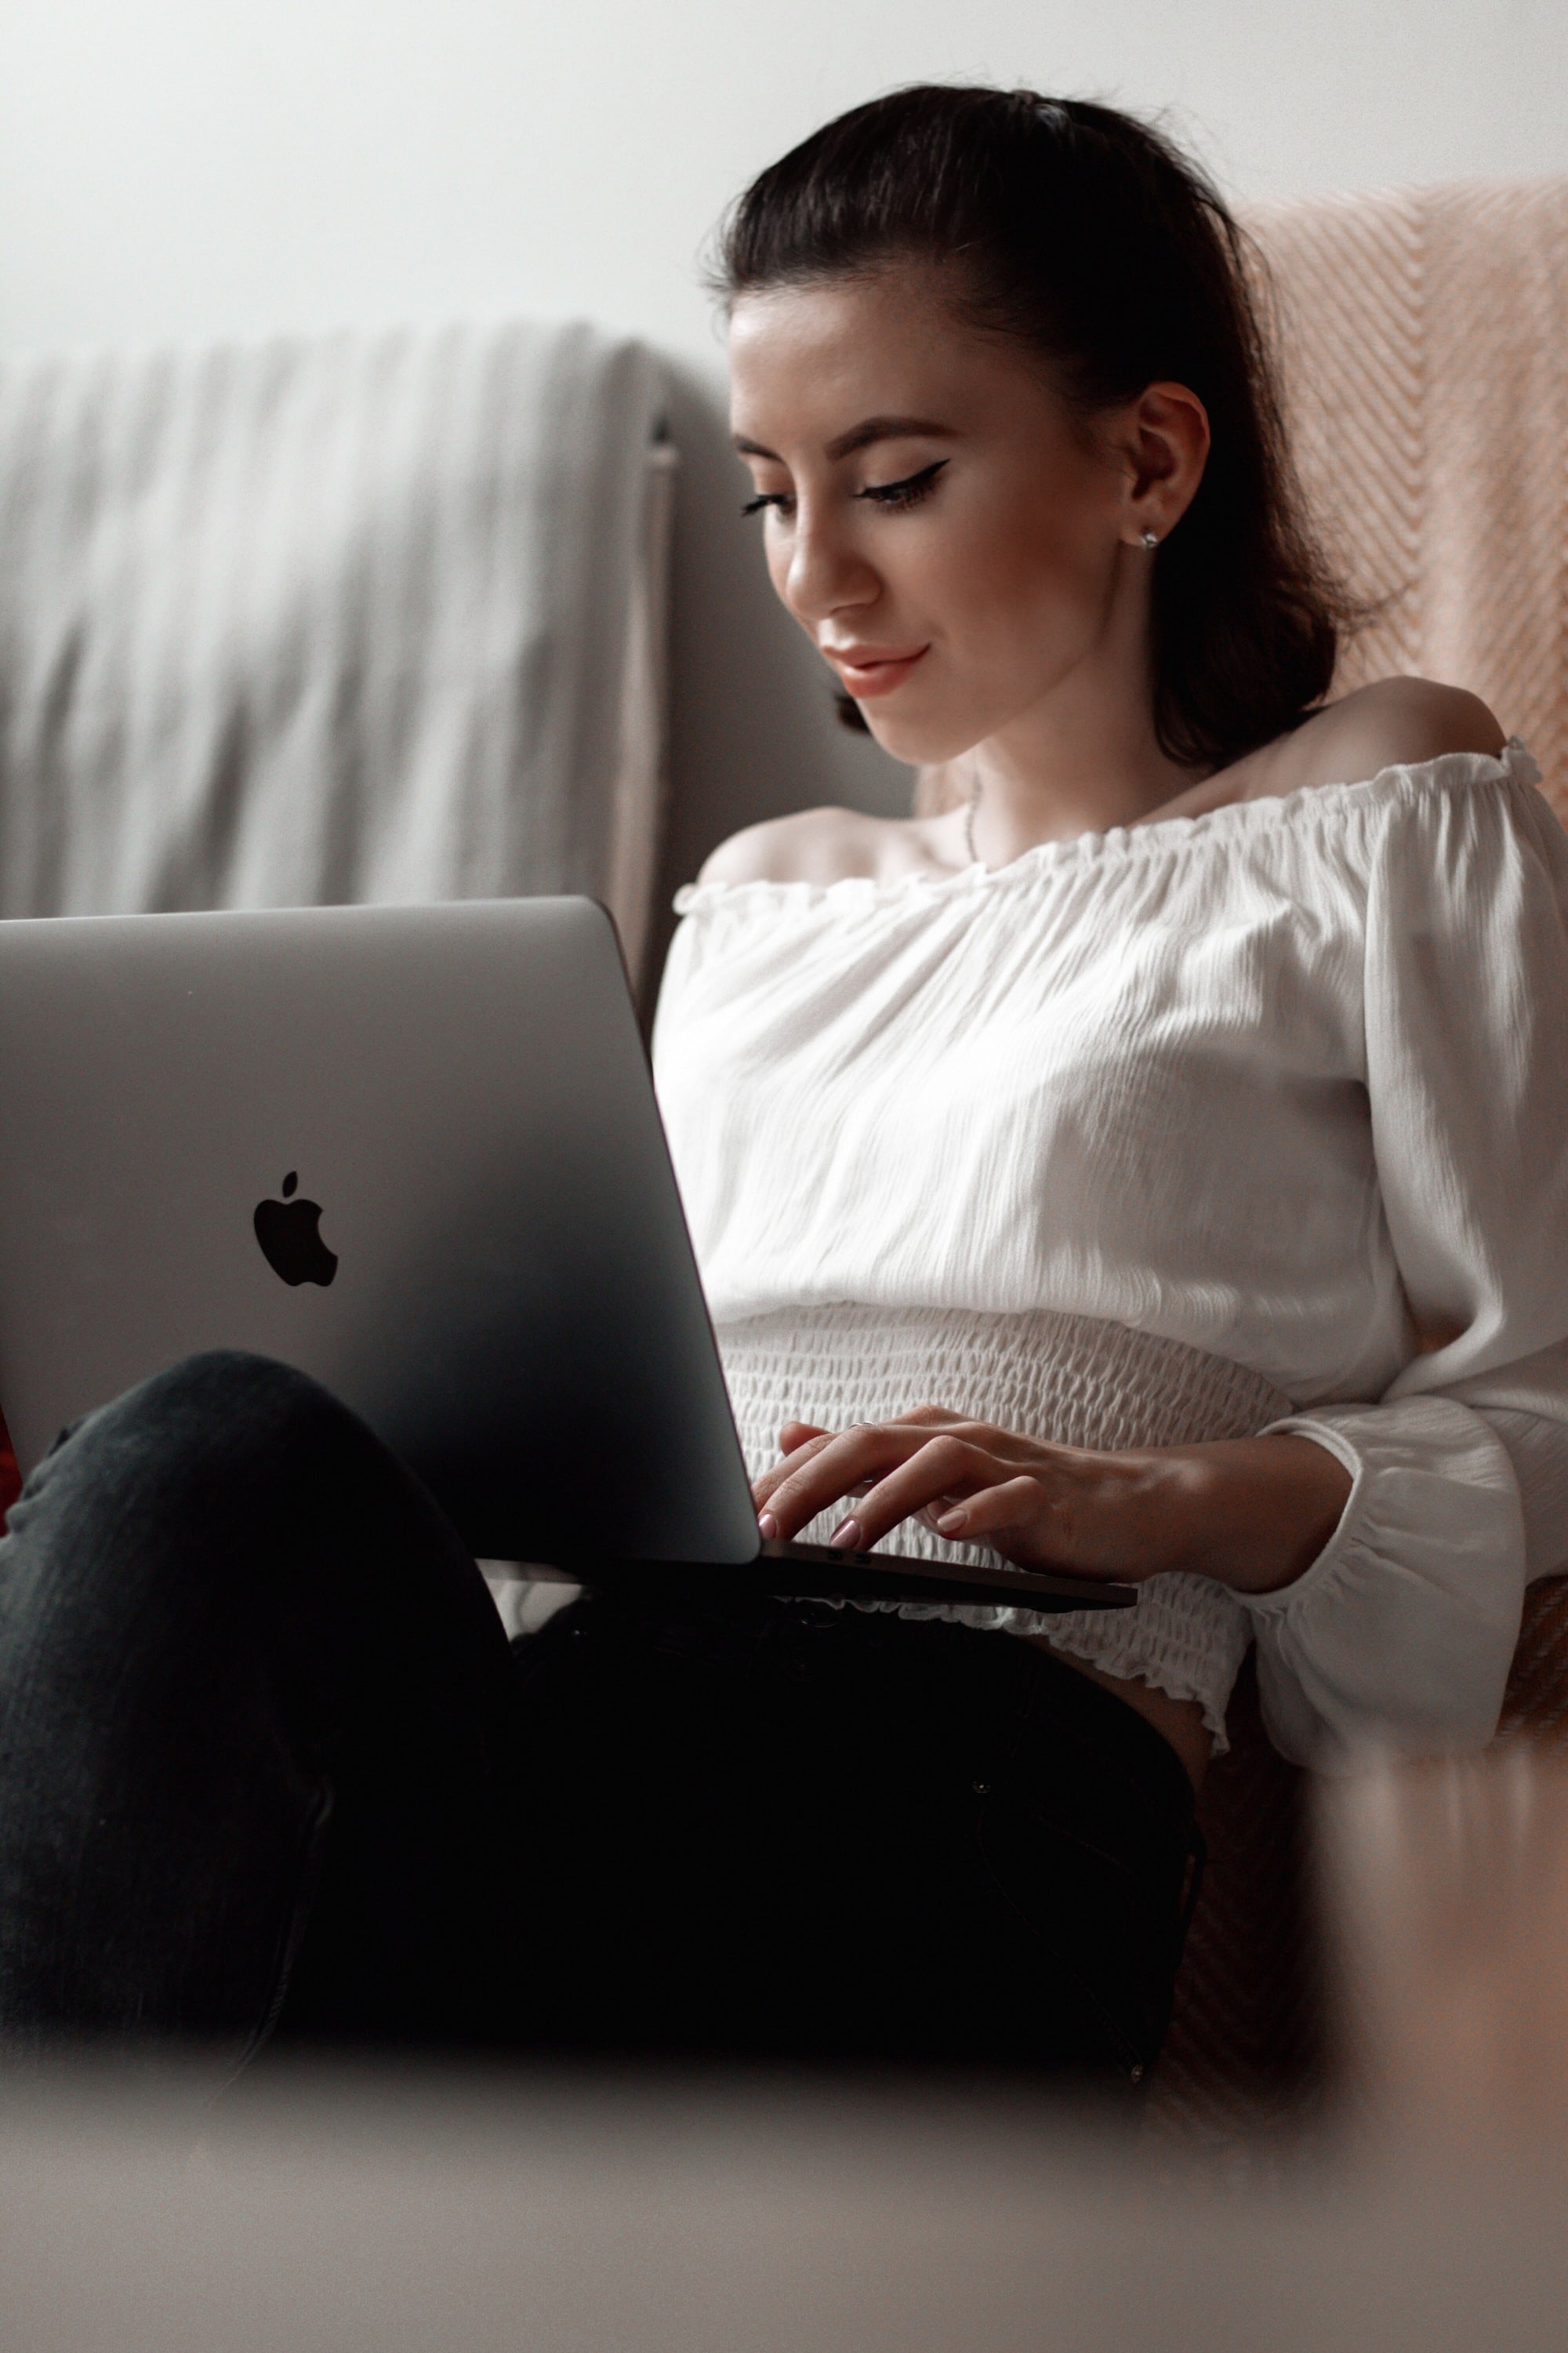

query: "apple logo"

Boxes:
[253, 1172, 339, 1287]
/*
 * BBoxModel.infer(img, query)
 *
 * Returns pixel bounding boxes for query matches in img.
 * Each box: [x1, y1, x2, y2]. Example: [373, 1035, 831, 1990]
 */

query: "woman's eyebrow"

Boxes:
[731, 415, 957, 463]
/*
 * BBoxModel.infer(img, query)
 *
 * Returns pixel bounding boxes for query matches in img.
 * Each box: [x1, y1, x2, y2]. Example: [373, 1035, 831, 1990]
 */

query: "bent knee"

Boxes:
[34, 1350, 361, 1505]
[0, 1353, 376, 1689]
[107, 1347, 342, 1437]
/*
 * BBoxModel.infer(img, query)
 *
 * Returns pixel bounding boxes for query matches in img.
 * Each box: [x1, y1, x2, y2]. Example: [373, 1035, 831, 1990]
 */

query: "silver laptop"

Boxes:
[0, 898, 1132, 1616]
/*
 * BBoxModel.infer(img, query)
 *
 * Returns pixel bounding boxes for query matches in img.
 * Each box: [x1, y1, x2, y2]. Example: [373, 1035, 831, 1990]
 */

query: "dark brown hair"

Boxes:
[715, 85, 1351, 771]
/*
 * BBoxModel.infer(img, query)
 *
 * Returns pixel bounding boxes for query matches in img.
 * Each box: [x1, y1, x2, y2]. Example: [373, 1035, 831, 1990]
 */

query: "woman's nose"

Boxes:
[781, 505, 879, 627]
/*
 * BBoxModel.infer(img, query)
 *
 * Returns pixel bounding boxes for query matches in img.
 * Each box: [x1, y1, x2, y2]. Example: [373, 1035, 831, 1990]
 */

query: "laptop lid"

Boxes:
[0, 897, 762, 1565]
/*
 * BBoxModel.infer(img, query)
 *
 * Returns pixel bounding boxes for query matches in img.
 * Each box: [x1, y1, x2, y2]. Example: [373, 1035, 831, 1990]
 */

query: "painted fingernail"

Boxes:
[757, 1512, 779, 1539]
[937, 1509, 965, 1534]
[829, 1517, 862, 1550]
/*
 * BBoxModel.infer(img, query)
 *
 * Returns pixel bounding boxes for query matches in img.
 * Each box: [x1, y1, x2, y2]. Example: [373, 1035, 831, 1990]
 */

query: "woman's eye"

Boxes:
[858, 459, 949, 510]
[741, 459, 948, 521]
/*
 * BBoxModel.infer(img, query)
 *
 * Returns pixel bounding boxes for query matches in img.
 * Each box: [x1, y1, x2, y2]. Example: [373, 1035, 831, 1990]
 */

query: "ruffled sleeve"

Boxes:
[1241, 748, 1568, 1767]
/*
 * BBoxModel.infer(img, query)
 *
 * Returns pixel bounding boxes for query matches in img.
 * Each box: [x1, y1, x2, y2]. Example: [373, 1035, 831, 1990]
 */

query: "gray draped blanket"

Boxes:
[0, 320, 671, 976]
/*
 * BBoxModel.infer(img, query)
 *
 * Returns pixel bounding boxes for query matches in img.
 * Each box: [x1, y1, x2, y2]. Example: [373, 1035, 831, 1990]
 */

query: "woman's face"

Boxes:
[728, 260, 1196, 768]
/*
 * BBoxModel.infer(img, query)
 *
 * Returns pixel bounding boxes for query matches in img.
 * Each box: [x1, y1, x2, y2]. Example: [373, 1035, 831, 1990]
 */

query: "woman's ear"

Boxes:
[1117, 381, 1210, 546]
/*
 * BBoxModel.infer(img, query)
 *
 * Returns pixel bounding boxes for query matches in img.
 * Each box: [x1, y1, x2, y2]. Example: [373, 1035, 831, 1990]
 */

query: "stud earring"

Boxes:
[1140, 528, 1160, 550]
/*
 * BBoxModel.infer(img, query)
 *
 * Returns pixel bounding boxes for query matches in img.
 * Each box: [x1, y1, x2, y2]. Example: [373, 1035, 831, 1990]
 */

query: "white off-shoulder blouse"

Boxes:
[650, 742, 1568, 1767]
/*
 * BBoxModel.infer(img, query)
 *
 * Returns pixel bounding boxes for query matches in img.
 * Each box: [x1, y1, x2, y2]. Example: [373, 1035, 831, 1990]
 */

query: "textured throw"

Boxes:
[0, 320, 672, 971]
[1142, 176, 1568, 2169]
[1250, 173, 1568, 822]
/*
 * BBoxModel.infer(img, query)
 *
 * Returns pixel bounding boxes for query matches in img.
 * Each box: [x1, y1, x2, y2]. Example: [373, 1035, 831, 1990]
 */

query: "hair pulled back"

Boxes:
[715, 85, 1348, 770]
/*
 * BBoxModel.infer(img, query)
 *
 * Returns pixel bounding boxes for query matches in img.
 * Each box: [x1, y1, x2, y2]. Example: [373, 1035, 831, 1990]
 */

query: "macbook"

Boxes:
[0, 898, 1134, 1618]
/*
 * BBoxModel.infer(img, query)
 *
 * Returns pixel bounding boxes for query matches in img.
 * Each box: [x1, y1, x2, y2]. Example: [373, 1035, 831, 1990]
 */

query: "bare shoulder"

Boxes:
[695, 804, 937, 890]
[1259, 677, 1507, 798]
[1142, 679, 1509, 828]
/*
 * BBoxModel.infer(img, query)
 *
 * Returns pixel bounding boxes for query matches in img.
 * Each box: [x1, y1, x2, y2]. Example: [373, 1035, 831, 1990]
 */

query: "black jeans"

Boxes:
[0, 1352, 1197, 2093]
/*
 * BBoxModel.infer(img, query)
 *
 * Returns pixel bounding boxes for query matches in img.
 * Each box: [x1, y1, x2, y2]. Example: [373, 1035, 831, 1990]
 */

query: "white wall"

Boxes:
[3, 0, 1566, 927]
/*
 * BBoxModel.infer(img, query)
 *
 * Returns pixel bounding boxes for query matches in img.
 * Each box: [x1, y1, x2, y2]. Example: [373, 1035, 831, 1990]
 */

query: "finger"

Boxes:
[757, 1413, 1035, 1520]
[931, 1473, 1127, 1575]
[752, 1429, 839, 1513]
[937, 1472, 1155, 1582]
[779, 1421, 829, 1454]
[761, 1423, 927, 1538]
[884, 1407, 1036, 1465]
[760, 1422, 943, 1541]
[828, 1434, 1004, 1552]
[933, 1475, 1052, 1552]
[754, 1454, 874, 1528]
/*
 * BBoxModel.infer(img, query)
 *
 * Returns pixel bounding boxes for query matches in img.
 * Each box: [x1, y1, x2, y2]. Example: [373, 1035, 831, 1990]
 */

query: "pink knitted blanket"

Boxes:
[1251, 173, 1568, 822]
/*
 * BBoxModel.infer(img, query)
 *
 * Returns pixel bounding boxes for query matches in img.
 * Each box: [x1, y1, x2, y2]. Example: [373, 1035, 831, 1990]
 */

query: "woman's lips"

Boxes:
[826, 644, 930, 699]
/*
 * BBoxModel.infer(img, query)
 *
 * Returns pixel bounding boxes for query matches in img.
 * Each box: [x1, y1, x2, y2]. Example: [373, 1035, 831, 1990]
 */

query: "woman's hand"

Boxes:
[753, 1405, 1352, 1596]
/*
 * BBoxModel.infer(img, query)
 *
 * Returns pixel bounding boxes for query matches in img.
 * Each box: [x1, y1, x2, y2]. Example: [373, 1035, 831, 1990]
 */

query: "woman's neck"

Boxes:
[957, 613, 1204, 865]
[962, 739, 1199, 866]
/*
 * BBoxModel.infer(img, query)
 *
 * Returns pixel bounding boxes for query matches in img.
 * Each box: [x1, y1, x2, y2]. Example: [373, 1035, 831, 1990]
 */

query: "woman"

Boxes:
[2, 87, 1566, 2097]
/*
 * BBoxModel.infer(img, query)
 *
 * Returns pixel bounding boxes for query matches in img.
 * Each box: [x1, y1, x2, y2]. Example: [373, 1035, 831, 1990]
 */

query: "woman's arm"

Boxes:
[753, 1409, 1351, 1594]
[765, 753, 1568, 1767]
[1229, 755, 1568, 1764]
